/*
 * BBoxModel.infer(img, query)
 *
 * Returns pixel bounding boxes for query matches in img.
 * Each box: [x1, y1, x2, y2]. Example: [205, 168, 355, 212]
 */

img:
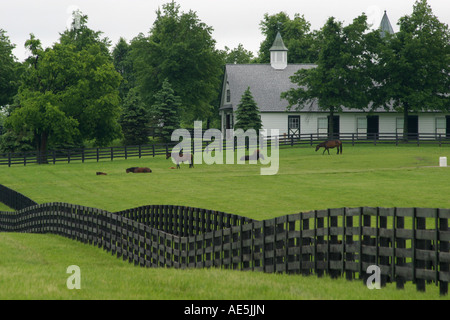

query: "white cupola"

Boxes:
[269, 31, 288, 70]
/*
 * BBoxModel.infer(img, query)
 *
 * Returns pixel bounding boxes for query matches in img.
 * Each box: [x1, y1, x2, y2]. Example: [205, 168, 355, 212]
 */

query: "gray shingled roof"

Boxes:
[222, 63, 395, 113]
[224, 63, 318, 113]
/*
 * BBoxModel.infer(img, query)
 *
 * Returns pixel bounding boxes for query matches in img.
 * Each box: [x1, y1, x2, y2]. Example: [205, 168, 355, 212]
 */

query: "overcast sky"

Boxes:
[1, 0, 449, 61]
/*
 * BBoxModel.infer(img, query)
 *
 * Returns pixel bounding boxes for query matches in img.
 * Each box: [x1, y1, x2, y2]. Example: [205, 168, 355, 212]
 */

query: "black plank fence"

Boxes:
[1, 132, 449, 167]
[1, 184, 449, 295]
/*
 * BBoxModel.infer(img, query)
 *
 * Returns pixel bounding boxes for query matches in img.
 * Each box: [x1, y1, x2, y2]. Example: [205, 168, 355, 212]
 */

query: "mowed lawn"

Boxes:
[1, 144, 450, 300]
[1, 144, 449, 218]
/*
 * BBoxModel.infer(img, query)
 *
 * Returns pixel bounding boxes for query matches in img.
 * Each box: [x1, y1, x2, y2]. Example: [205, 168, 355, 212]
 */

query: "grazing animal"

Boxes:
[166, 152, 193, 169]
[96, 172, 107, 175]
[240, 149, 265, 161]
[126, 167, 152, 173]
[315, 140, 343, 155]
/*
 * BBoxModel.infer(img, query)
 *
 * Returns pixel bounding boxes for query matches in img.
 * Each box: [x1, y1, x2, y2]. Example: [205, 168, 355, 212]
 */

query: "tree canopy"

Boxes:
[258, 12, 319, 63]
[372, 0, 450, 139]
[131, 2, 223, 125]
[0, 29, 20, 107]
[6, 12, 122, 160]
[281, 14, 373, 137]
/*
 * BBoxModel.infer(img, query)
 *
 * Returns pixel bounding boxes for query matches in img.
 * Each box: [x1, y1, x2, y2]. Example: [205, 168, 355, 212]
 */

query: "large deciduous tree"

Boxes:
[281, 15, 374, 138]
[0, 29, 20, 107]
[131, 1, 223, 125]
[373, 0, 450, 140]
[6, 12, 122, 162]
[258, 12, 319, 64]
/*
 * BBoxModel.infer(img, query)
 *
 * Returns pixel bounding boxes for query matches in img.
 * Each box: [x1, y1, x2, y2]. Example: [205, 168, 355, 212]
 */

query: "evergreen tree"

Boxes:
[151, 79, 181, 142]
[120, 88, 148, 146]
[234, 87, 262, 132]
[113, 37, 135, 101]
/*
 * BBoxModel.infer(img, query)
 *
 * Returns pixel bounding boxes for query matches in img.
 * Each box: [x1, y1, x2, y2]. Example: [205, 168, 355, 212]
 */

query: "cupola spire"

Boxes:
[380, 10, 394, 38]
[269, 28, 288, 70]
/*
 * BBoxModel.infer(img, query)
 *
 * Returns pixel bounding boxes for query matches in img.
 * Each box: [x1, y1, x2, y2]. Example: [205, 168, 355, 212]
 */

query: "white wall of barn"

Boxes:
[257, 112, 448, 138]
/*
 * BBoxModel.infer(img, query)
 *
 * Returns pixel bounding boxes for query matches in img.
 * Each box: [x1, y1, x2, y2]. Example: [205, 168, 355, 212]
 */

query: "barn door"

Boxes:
[288, 115, 300, 139]
[408, 115, 418, 140]
[327, 115, 340, 139]
[367, 116, 379, 140]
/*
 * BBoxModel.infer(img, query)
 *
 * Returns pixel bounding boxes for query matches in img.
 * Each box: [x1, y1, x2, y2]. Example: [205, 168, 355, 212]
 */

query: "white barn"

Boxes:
[219, 12, 450, 140]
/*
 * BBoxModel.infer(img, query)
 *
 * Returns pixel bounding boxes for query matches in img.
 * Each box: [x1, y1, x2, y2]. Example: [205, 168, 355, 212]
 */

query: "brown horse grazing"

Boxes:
[166, 152, 193, 169]
[315, 140, 343, 155]
[126, 167, 152, 173]
[240, 149, 265, 161]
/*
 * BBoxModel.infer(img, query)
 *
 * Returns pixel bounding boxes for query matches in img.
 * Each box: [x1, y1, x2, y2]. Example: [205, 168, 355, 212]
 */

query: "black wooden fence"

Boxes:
[0, 184, 38, 210]
[1, 185, 449, 295]
[1, 132, 449, 167]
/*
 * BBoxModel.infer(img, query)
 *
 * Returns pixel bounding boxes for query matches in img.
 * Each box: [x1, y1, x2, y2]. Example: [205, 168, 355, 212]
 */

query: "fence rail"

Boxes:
[0, 185, 449, 295]
[0, 132, 449, 167]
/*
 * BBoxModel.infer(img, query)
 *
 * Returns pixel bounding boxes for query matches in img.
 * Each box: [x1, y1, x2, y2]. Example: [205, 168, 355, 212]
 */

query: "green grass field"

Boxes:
[1, 144, 450, 299]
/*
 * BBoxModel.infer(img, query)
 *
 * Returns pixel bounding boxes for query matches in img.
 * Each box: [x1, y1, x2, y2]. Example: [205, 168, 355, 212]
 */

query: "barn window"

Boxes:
[357, 117, 367, 130]
[436, 117, 446, 135]
[396, 118, 404, 134]
[318, 118, 327, 129]
[357, 117, 367, 139]
[318, 117, 327, 135]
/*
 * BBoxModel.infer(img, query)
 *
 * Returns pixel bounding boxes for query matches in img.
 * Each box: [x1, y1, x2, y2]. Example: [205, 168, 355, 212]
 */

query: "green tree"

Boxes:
[151, 78, 181, 142]
[0, 29, 20, 107]
[234, 87, 262, 132]
[59, 10, 111, 55]
[282, 15, 373, 138]
[223, 44, 255, 64]
[7, 26, 122, 161]
[120, 88, 148, 146]
[258, 12, 319, 63]
[131, 2, 223, 124]
[113, 37, 135, 101]
[373, 0, 450, 140]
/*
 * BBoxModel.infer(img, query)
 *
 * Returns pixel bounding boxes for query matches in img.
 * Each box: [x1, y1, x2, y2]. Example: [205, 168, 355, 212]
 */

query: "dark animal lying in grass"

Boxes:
[126, 167, 152, 173]
[240, 149, 265, 161]
[96, 172, 107, 175]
